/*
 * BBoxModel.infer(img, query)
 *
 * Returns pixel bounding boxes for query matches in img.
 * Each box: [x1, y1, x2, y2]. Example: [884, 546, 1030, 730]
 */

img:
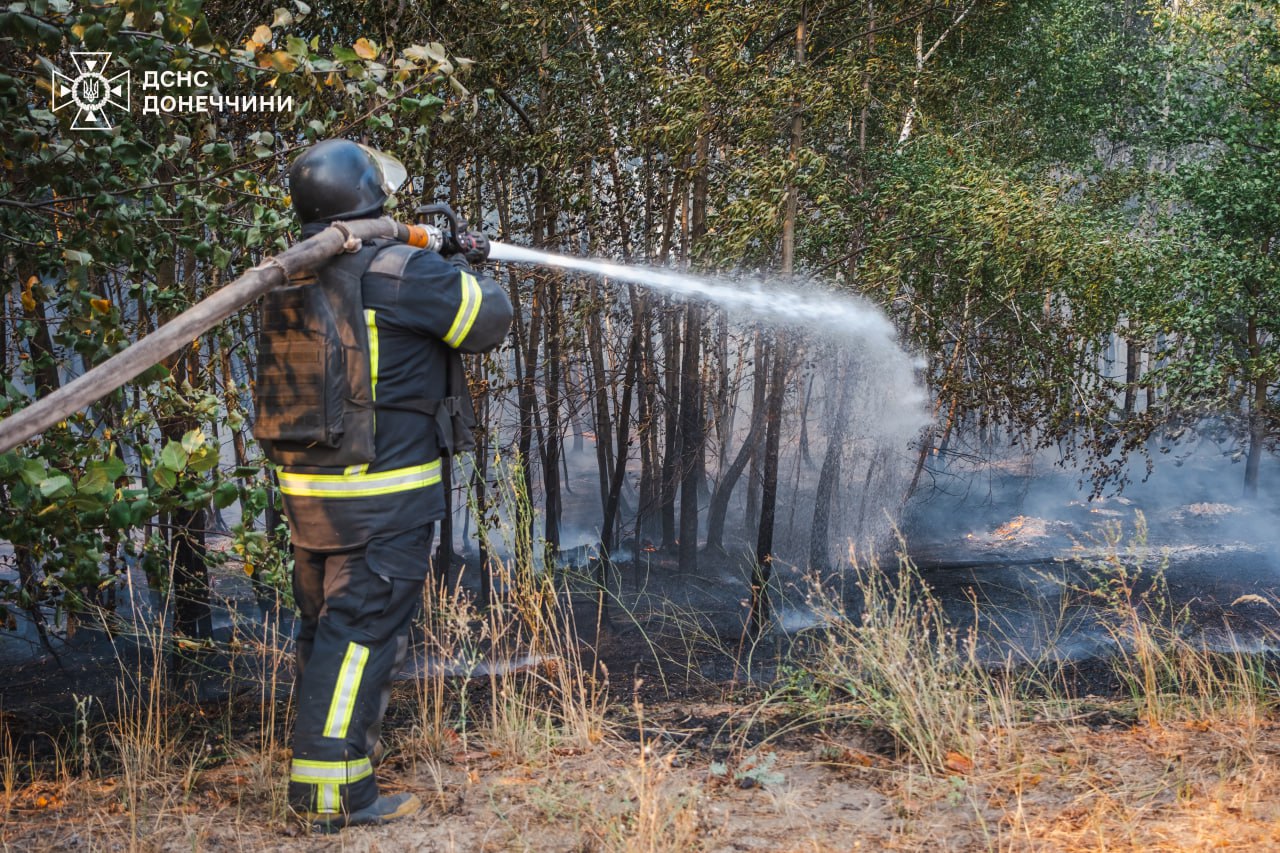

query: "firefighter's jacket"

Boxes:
[260, 237, 512, 554]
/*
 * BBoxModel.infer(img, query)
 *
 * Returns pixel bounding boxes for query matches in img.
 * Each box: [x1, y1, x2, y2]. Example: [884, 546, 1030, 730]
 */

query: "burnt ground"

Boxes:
[4, 470, 1280, 850]
[4, 481, 1280, 729]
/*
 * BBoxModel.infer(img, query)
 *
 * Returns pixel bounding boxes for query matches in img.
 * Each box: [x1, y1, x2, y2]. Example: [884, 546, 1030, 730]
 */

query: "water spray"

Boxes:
[417, 202, 909, 346]
[0, 208, 925, 454]
[486, 241, 901, 342]
[486, 239, 930, 446]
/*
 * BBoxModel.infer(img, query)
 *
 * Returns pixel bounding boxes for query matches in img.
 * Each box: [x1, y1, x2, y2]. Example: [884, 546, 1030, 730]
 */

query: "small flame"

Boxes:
[994, 516, 1028, 539]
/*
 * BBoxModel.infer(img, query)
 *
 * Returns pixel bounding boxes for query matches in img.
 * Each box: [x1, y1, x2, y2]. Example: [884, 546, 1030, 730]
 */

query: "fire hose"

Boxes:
[0, 209, 479, 455]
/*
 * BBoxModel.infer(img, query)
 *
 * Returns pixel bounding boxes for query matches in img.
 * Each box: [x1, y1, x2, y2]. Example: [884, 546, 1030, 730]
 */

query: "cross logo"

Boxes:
[51, 52, 130, 130]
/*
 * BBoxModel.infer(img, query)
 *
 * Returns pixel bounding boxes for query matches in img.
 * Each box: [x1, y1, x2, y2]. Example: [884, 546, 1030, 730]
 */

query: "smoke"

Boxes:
[904, 435, 1280, 555]
[900, 432, 1280, 663]
[489, 242, 932, 565]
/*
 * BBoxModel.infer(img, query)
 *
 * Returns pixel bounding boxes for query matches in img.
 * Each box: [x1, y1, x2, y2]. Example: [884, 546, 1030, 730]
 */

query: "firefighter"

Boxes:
[253, 138, 512, 831]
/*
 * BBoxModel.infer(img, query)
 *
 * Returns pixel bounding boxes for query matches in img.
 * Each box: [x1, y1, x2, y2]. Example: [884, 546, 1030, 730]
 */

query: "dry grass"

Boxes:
[4, 509, 1280, 851]
[792, 545, 1029, 777]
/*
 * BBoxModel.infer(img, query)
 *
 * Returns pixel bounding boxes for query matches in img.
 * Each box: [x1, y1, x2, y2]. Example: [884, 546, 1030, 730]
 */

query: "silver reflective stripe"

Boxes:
[278, 460, 442, 498]
[290, 756, 374, 784]
[317, 783, 339, 813]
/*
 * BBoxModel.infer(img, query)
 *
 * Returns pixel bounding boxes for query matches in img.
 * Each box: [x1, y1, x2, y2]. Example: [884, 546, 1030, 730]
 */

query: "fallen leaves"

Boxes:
[944, 751, 974, 775]
[817, 742, 886, 770]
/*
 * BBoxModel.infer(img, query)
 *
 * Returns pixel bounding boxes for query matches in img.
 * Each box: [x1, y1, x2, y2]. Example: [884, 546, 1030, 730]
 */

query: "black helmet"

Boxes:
[288, 139, 407, 224]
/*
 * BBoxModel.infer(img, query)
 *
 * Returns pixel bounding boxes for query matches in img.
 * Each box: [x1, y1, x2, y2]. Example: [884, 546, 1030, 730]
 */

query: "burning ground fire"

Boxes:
[965, 515, 1070, 548]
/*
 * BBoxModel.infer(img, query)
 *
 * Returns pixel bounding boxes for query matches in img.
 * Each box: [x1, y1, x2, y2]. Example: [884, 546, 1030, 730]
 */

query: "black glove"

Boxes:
[443, 230, 490, 265]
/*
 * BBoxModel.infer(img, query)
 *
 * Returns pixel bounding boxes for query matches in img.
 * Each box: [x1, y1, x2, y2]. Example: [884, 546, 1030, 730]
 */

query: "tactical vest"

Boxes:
[254, 241, 478, 468]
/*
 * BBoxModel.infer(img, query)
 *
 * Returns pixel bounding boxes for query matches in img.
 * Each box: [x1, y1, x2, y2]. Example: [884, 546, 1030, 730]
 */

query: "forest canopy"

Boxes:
[0, 0, 1276, 629]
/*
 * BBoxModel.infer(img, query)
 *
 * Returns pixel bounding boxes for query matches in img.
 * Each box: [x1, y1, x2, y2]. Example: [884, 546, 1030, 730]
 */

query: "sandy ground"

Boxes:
[7, 687, 1280, 852]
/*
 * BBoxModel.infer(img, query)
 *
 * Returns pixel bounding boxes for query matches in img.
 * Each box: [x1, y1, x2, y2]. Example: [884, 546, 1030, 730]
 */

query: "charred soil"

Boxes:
[5, 499, 1280, 850]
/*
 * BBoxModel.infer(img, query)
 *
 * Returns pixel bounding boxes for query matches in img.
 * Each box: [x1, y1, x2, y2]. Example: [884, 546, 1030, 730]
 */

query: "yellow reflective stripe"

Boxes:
[365, 309, 379, 402]
[323, 642, 369, 739]
[278, 460, 442, 498]
[442, 272, 474, 347]
[443, 272, 482, 348]
[289, 756, 374, 785]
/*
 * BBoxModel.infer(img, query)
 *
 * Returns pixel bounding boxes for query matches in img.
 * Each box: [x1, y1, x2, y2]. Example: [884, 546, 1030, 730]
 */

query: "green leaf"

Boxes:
[19, 459, 47, 487]
[152, 466, 177, 490]
[187, 448, 220, 473]
[102, 456, 126, 480]
[159, 439, 189, 472]
[213, 481, 239, 509]
[77, 466, 110, 495]
[108, 500, 133, 530]
[78, 456, 125, 495]
[180, 428, 206, 453]
[81, 21, 105, 49]
[68, 493, 104, 511]
[129, 497, 154, 524]
[38, 474, 74, 498]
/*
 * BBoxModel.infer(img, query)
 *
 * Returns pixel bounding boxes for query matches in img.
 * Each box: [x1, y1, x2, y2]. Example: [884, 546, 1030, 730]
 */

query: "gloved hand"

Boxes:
[443, 230, 490, 265]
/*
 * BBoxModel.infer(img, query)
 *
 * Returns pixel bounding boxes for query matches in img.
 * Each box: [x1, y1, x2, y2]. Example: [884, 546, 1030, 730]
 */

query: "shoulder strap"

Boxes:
[367, 242, 421, 279]
[446, 350, 478, 454]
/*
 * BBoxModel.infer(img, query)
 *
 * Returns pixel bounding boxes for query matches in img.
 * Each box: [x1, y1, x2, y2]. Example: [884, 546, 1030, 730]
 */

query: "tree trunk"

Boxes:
[751, 2, 806, 636]
[745, 335, 768, 527]
[704, 414, 764, 555]
[603, 331, 641, 554]
[678, 303, 704, 572]
[798, 371, 815, 468]
[1244, 312, 1265, 498]
[635, 303, 658, 541]
[1123, 335, 1140, 417]
[474, 381, 492, 610]
[677, 94, 712, 574]
[751, 336, 789, 635]
[710, 337, 767, 553]
[543, 272, 563, 549]
[809, 358, 851, 570]
[587, 287, 615, 515]
[660, 306, 682, 550]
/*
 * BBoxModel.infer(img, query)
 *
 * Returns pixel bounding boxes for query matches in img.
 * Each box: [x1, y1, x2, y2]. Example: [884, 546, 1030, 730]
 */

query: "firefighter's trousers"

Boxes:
[287, 524, 434, 814]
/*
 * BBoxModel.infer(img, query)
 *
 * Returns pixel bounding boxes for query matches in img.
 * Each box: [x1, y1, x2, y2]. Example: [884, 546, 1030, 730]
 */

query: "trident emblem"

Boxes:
[51, 52, 130, 130]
